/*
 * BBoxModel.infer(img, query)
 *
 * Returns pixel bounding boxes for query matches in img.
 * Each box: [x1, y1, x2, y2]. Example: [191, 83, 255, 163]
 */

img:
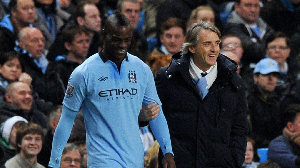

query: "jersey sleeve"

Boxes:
[48, 106, 77, 168]
[63, 65, 87, 111]
[143, 65, 173, 155]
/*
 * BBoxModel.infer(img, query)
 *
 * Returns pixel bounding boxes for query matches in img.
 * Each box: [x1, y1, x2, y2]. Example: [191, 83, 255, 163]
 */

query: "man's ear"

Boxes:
[5, 93, 11, 103]
[234, 3, 240, 13]
[160, 34, 164, 43]
[11, 9, 17, 17]
[77, 17, 84, 26]
[64, 42, 71, 51]
[188, 46, 195, 54]
[18, 41, 25, 48]
[50, 120, 58, 131]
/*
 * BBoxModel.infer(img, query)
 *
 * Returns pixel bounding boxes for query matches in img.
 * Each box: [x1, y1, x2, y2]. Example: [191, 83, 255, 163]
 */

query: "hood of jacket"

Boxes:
[227, 10, 268, 35]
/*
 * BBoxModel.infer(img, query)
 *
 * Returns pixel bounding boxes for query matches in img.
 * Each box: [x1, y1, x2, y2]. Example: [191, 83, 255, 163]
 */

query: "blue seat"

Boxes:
[257, 148, 268, 163]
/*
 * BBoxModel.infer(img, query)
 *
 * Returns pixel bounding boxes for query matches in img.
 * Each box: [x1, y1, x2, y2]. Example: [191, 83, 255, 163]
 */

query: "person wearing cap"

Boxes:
[247, 58, 284, 149]
[0, 116, 28, 166]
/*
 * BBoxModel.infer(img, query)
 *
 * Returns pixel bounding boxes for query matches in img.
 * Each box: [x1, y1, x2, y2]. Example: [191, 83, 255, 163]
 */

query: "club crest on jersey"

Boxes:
[65, 83, 74, 97]
[128, 70, 137, 83]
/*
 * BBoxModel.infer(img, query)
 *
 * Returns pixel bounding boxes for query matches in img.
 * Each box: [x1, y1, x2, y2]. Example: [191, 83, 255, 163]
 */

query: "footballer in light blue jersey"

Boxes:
[49, 10, 175, 168]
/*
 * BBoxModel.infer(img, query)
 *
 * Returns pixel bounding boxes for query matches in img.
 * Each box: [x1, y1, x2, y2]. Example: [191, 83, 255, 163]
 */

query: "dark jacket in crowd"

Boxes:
[46, 19, 102, 62]
[0, 141, 15, 167]
[0, 100, 47, 129]
[37, 129, 53, 167]
[268, 135, 300, 168]
[260, 0, 300, 38]
[155, 53, 249, 167]
[224, 11, 274, 66]
[47, 57, 80, 89]
[280, 80, 300, 112]
[276, 59, 300, 99]
[247, 85, 283, 148]
[19, 52, 65, 105]
[0, 14, 24, 52]
[261, 0, 300, 57]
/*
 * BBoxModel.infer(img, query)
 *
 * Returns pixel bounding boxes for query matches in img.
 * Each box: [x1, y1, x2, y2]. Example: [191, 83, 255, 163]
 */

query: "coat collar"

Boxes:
[164, 52, 244, 90]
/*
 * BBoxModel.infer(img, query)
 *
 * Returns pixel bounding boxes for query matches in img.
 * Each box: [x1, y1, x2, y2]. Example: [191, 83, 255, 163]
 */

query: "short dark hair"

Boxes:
[160, 17, 186, 36]
[74, 0, 96, 21]
[235, 0, 241, 4]
[0, 51, 24, 72]
[265, 31, 290, 49]
[103, 10, 131, 32]
[282, 104, 300, 126]
[8, 0, 18, 11]
[16, 122, 44, 153]
[117, 0, 139, 11]
[62, 25, 90, 44]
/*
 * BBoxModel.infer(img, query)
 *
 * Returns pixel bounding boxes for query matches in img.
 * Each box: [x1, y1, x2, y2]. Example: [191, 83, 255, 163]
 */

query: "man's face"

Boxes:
[60, 150, 81, 168]
[221, 36, 244, 60]
[0, 58, 22, 82]
[66, 32, 90, 60]
[254, 73, 278, 92]
[235, 0, 260, 24]
[19, 28, 45, 59]
[12, 0, 36, 24]
[196, 9, 215, 25]
[266, 37, 290, 66]
[189, 29, 220, 71]
[103, 25, 132, 64]
[121, 1, 140, 29]
[6, 83, 33, 111]
[82, 4, 101, 32]
[18, 133, 42, 158]
[160, 26, 185, 54]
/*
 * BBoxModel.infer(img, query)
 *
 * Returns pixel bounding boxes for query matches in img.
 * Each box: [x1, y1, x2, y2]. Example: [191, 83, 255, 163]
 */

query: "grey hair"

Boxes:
[48, 105, 62, 126]
[62, 143, 83, 158]
[181, 21, 221, 55]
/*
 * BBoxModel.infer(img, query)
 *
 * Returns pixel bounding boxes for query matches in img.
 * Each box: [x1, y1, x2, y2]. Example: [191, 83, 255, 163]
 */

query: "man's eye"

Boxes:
[203, 42, 210, 46]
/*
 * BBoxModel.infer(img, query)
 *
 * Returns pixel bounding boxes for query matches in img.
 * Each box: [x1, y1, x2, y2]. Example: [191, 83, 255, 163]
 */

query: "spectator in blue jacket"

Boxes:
[268, 104, 300, 168]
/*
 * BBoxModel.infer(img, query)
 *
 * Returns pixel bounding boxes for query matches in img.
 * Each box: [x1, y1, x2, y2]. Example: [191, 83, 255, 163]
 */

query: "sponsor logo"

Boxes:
[99, 88, 137, 97]
[65, 84, 74, 97]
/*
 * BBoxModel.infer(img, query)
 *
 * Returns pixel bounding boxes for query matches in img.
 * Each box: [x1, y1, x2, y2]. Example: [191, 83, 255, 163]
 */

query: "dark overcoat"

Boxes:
[155, 52, 249, 167]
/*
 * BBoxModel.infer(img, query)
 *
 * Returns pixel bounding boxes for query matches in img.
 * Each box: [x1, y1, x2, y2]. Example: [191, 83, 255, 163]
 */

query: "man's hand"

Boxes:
[18, 72, 32, 86]
[162, 153, 176, 168]
[138, 102, 160, 122]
